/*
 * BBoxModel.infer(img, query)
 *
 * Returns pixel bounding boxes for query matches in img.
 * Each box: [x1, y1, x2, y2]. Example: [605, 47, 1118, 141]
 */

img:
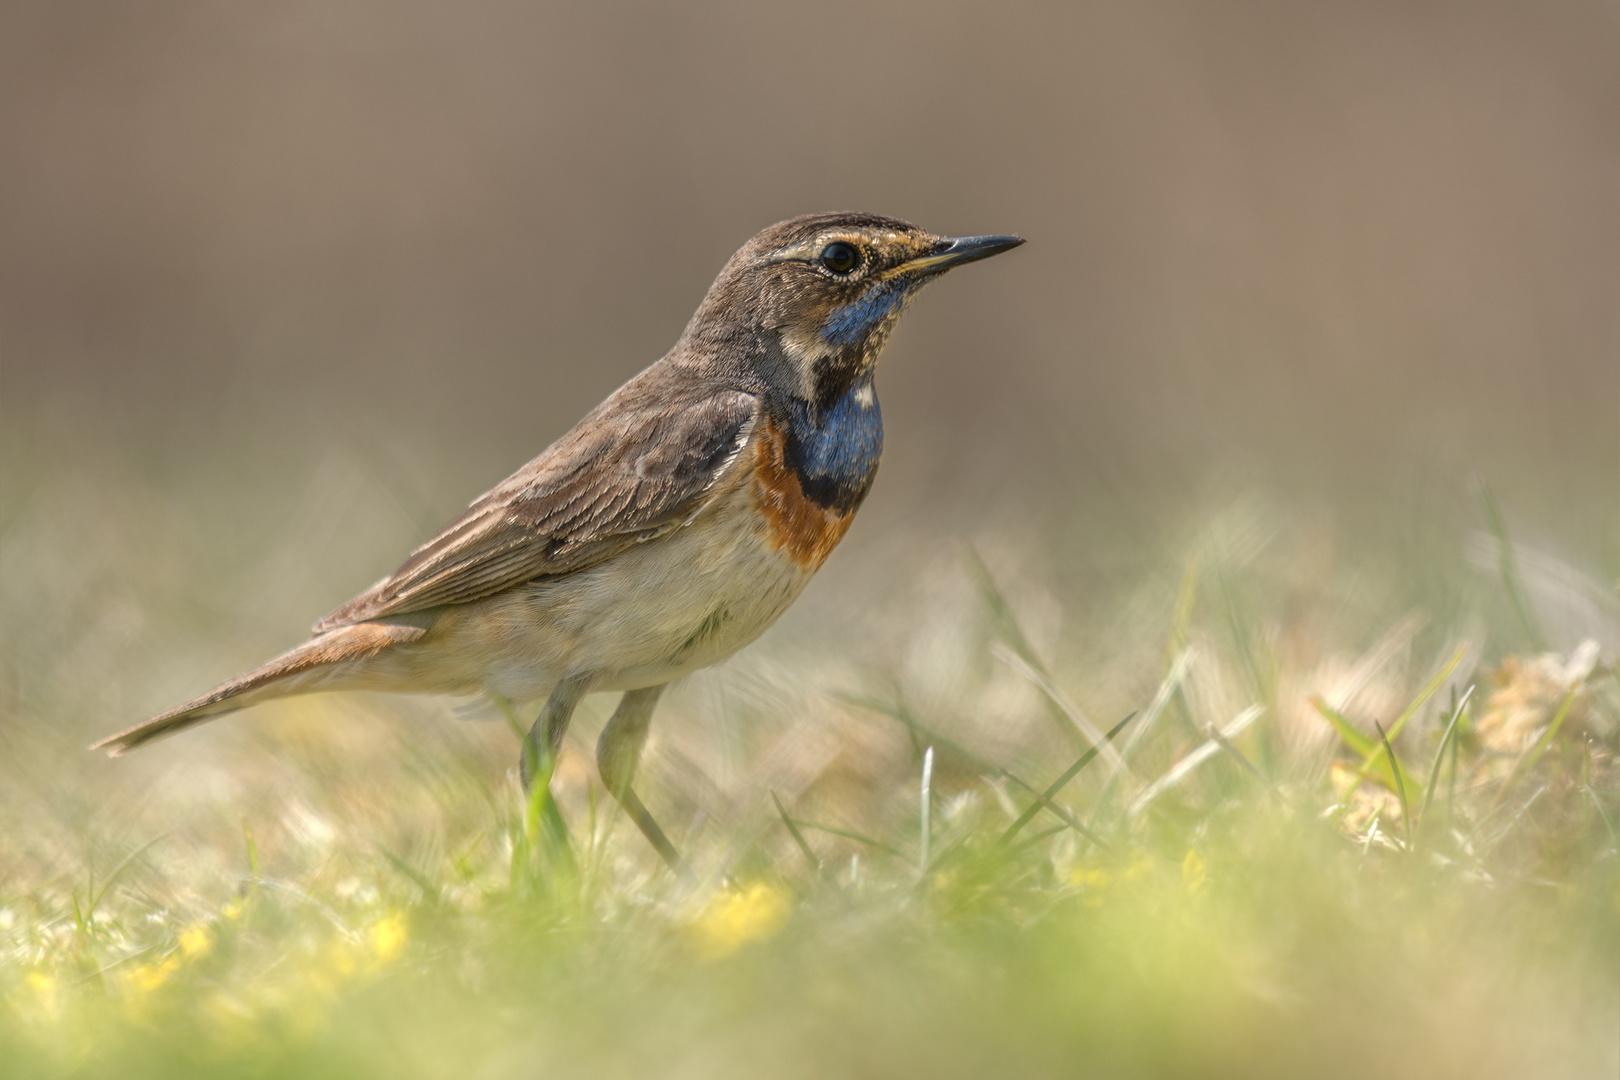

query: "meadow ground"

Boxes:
[2, 434, 1616, 1079]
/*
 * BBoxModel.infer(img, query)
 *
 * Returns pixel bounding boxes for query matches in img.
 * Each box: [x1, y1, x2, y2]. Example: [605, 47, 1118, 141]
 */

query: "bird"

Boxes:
[92, 212, 1024, 869]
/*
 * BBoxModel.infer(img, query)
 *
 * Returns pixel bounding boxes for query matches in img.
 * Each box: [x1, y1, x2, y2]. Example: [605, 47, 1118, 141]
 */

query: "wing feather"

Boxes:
[314, 386, 759, 631]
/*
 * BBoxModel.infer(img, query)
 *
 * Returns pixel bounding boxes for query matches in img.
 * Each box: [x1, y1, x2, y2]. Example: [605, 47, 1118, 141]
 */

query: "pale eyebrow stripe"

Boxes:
[760, 241, 821, 265]
[760, 231, 909, 265]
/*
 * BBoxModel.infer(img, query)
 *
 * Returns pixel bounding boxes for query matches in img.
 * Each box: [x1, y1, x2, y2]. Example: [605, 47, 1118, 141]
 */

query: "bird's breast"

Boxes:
[753, 379, 883, 570]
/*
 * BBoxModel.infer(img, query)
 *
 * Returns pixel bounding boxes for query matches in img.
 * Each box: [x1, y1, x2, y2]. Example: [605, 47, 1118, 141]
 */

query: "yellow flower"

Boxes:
[179, 925, 214, 960]
[1182, 850, 1208, 894]
[692, 882, 791, 960]
[21, 971, 60, 1021]
[1069, 866, 1111, 908]
[129, 955, 180, 994]
[368, 913, 407, 963]
[1070, 867, 1111, 889]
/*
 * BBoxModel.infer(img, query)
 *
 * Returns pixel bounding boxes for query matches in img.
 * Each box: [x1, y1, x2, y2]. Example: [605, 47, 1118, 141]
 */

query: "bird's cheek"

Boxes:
[776, 324, 841, 391]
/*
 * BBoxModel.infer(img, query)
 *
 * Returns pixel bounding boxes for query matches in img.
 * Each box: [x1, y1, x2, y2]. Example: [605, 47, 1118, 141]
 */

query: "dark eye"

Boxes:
[820, 242, 860, 274]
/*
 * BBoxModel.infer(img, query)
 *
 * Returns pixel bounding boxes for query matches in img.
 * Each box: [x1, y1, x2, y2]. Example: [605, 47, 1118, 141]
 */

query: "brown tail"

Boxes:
[91, 622, 425, 756]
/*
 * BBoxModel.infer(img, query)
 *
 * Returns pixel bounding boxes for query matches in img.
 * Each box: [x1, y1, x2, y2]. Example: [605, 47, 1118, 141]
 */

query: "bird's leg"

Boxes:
[519, 675, 589, 791]
[597, 684, 684, 872]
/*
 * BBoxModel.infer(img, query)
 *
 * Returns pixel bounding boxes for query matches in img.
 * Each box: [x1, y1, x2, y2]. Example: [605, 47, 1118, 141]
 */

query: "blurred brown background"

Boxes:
[3, 0, 1617, 560]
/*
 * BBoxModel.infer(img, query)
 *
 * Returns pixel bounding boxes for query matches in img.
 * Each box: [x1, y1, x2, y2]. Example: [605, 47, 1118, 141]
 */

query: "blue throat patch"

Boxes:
[783, 375, 884, 513]
[821, 281, 908, 347]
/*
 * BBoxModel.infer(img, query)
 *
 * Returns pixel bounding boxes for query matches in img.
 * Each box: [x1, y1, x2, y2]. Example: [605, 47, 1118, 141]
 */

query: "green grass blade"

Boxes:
[1001, 711, 1137, 844]
[771, 791, 822, 873]
[1341, 641, 1469, 801]
[513, 750, 577, 888]
[1416, 684, 1473, 841]
[788, 820, 912, 863]
[1311, 697, 1377, 757]
[1384, 641, 1471, 745]
[1375, 722, 1412, 848]
[381, 848, 443, 906]
[243, 819, 260, 880]
[84, 835, 168, 922]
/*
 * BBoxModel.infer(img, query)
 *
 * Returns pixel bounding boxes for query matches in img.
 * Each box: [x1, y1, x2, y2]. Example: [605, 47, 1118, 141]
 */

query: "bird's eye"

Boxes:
[820, 242, 860, 274]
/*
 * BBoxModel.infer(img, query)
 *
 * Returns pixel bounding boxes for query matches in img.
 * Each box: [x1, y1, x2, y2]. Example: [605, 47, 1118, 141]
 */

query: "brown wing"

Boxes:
[314, 386, 759, 632]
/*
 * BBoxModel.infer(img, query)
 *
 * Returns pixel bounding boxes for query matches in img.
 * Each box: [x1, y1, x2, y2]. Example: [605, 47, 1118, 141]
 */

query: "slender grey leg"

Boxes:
[519, 676, 590, 790]
[597, 684, 684, 871]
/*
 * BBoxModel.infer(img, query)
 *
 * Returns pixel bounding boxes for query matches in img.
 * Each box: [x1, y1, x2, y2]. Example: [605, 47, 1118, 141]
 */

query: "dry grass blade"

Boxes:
[1478, 786, 1550, 859]
[1206, 723, 1270, 787]
[1164, 554, 1201, 670]
[1083, 654, 1192, 825]
[1581, 785, 1617, 847]
[963, 543, 1088, 754]
[918, 746, 935, 873]
[995, 645, 1131, 778]
[244, 879, 354, 936]
[840, 691, 1094, 839]
[1477, 686, 1580, 829]
[1127, 704, 1264, 818]
[959, 542, 1044, 672]
[1111, 649, 1192, 778]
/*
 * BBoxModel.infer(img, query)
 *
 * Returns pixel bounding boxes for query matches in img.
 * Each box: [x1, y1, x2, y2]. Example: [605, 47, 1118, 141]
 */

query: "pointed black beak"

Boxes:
[903, 233, 1026, 274]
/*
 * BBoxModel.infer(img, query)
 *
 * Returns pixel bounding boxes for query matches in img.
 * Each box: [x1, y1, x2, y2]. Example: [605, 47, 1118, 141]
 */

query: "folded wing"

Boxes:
[315, 386, 759, 631]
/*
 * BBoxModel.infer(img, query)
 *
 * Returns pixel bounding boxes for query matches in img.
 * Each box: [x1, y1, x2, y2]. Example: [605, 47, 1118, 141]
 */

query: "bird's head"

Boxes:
[680, 212, 1023, 410]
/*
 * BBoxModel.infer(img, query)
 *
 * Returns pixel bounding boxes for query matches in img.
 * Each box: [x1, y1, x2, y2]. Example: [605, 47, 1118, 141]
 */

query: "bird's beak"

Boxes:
[891, 234, 1026, 277]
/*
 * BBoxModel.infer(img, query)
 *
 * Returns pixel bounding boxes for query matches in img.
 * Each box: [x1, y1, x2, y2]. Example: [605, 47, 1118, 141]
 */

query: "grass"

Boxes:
[1, 438, 1617, 1078]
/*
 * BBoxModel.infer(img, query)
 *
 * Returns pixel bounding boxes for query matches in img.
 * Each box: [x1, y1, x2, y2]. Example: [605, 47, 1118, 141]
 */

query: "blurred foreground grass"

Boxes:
[2, 437, 1617, 1079]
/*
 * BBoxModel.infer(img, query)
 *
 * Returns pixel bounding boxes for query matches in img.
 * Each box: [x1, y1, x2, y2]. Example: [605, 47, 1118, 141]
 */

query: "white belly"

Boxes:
[382, 483, 815, 702]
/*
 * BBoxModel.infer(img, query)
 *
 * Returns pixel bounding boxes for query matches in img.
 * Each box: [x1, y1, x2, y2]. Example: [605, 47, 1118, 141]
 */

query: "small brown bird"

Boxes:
[93, 212, 1024, 867]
